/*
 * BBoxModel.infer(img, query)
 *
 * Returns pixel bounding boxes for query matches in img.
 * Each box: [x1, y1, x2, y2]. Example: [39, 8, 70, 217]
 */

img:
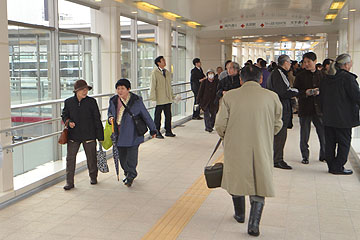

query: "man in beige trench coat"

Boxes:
[215, 65, 283, 237]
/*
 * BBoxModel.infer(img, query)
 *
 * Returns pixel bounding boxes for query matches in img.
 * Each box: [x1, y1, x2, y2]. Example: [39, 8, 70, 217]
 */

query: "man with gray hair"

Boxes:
[216, 65, 283, 237]
[320, 53, 360, 175]
[216, 62, 241, 100]
[267, 55, 299, 169]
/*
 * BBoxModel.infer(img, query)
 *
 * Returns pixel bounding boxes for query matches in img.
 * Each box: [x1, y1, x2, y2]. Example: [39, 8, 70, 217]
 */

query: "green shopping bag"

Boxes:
[101, 121, 113, 150]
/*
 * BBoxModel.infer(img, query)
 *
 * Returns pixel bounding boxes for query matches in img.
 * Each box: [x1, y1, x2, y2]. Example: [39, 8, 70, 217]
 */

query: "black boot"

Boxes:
[248, 201, 264, 237]
[232, 196, 245, 223]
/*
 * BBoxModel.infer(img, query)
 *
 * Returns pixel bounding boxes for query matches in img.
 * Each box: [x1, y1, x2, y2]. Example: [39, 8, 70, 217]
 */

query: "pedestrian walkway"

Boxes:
[0, 119, 359, 240]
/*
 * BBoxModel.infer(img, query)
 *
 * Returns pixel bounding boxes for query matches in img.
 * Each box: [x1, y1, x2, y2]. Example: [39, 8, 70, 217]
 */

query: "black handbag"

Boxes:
[204, 138, 223, 189]
[119, 98, 148, 136]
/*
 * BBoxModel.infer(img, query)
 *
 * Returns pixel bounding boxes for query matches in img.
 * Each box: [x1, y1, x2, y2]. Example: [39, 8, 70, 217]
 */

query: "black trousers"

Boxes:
[324, 126, 352, 172]
[299, 115, 326, 160]
[273, 114, 290, 164]
[154, 103, 172, 133]
[204, 107, 216, 130]
[118, 145, 139, 180]
[191, 83, 200, 118]
[66, 140, 98, 185]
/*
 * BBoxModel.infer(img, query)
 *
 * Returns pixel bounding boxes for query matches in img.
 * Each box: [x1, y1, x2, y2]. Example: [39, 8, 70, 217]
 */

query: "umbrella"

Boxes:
[110, 119, 120, 181]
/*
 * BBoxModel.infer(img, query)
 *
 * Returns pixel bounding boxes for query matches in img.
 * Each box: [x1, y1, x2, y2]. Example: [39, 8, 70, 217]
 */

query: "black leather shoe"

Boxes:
[274, 161, 292, 170]
[156, 133, 164, 139]
[330, 169, 353, 175]
[192, 116, 203, 120]
[124, 178, 133, 187]
[301, 158, 309, 164]
[90, 179, 97, 185]
[165, 132, 176, 137]
[319, 158, 326, 162]
[63, 184, 74, 190]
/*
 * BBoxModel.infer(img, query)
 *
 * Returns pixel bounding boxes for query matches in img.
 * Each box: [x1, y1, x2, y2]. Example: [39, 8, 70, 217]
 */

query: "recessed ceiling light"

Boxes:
[177, 25, 181, 28]
[95, 0, 101, 2]
[158, 19, 163, 22]
[131, 11, 138, 14]
[343, 17, 349, 20]
[349, 9, 357, 12]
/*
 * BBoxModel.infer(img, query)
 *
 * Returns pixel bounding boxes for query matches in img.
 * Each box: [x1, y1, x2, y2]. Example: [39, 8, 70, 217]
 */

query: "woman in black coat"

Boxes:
[320, 54, 360, 175]
[197, 69, 219, 132]
[61, 80, 104, 190]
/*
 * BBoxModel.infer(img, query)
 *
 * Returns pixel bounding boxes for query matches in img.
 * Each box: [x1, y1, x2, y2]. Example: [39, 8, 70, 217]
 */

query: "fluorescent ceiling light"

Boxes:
[330, 2, 345, 10]
[343, 17, 349, 20]
[349, 9, 357, 12]
[325, 14, 337, 19]
[131, 11, 138, 14]
[135, 1, 160, 10]
[163, 12, 181, 20]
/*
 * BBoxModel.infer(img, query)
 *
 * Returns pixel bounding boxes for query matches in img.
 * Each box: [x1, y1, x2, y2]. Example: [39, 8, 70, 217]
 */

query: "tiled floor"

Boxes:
[0, 118, 360, 240]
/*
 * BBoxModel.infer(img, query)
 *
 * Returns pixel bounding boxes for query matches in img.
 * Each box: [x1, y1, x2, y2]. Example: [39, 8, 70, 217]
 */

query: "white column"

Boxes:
[291, 42, 296, 60]
[244, 44, 249, 62]
[157, 20, 172, 69]
[0, 0, 14, 192]
[199, 39, 222, 72]
[327, 33, 339, 60]
[237, 43, 243, 66]
[92, 6, 121, 95]
[348, 0, 360, 76]
[338, 26, 348, 55]
[224, 43, 232, 62]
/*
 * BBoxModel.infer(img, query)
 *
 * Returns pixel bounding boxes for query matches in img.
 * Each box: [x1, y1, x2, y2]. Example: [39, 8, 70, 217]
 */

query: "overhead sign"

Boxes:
[218, 19, 323, 30]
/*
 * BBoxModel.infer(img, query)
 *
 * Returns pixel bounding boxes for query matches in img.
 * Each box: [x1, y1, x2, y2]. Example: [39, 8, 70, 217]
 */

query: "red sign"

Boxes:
[260, 23, 264, 27]
[241, 24, 245, 28]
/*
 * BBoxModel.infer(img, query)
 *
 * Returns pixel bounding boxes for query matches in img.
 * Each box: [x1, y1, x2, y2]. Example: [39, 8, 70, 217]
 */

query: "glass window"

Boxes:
[8, 25, 52, 105]
[59, 32, 98, 98]
[121, 16, 133, 39]
[121, 40, 133, 80]
[137, 20, 156, 43]
[178, 48, 186, 82]
[137, 42, 156, 88]
[58, 0, 91, 32]
[178, 33, 186, 47]
[7, 0, 49, 26]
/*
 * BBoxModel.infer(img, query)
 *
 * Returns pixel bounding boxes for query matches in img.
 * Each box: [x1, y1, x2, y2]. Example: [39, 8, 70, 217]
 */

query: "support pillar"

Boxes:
[348, 0, 360, 76]
[327, 33, 339, 60]
[157, 20, 172, 69]
[0, 0, 14, 192]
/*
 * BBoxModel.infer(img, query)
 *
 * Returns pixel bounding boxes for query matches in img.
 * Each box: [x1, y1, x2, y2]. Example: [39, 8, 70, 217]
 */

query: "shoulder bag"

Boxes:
[58, 119, 69, 144]
[119, 98, 148, 136]
[204, 138, 223, 189]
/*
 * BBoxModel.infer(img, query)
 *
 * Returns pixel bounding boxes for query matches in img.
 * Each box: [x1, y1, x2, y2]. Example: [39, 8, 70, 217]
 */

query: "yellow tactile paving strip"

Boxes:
[142, 154, 223, 240]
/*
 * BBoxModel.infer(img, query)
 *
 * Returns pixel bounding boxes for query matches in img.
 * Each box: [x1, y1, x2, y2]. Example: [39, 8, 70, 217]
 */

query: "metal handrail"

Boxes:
[1, 95, 192, 150]
[1, 82, 193, 149]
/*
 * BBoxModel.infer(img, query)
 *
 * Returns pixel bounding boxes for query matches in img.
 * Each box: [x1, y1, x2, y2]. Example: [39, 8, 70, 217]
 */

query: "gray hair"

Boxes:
[328, 53, 352, 75]
[232, 62, 240, 71]
[278, 55, 290, 66]
[240, 65, 262, 83]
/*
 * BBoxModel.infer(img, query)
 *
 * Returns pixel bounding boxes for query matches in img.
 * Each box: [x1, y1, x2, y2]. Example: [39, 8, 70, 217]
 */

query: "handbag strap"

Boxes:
[64, 119, 70, 129]
[205, 138, 222, 167]
[119, 97, 135, 118]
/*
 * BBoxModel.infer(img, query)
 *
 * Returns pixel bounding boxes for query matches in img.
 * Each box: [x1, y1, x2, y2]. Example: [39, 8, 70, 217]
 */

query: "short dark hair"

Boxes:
[193, 58, 201, 66]
[115, 78, 131, 89]
[240, 65, 262, 83]
[322, 58, 333, 67]
[257, 58, 264, 63]
[224, 60, 232, 69]
[154, 56, 164, 66]
[260, 60, 267, 68]
[303, 52, 317, 61]
[247, 59, 253, 65]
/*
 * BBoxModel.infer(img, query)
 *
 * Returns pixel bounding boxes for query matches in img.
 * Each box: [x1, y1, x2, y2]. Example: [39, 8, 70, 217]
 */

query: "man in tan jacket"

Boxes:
[215, 65, 283, 237]
[150, 56, 175, 139]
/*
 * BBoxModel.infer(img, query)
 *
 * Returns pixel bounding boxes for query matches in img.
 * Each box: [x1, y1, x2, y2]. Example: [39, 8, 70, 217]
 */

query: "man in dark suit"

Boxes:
[190, 58, 206, 120]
